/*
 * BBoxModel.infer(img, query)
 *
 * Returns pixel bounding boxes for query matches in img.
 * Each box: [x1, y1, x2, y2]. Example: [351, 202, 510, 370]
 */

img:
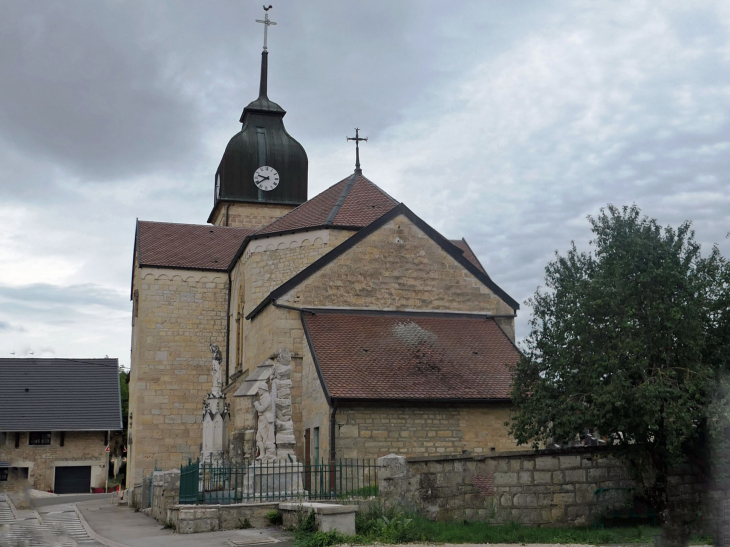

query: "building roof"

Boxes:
[302, 310, 519, 402]
[136, 220, 255, 271]
[450, 239, 487, 274]
[254, 173, 398, 236]
[0, 358, 123, 432]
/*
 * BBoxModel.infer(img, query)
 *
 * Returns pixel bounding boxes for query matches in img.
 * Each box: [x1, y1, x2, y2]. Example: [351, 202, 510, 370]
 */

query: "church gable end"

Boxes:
[262, 206, 518, 317]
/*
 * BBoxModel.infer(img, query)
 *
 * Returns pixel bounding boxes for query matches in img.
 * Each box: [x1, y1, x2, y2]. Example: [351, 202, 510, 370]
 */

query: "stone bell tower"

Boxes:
[208, 6, 308, 230]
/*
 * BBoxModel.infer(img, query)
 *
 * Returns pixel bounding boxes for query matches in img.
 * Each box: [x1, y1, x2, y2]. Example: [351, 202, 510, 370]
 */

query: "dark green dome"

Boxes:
[215, 51, 308, 206]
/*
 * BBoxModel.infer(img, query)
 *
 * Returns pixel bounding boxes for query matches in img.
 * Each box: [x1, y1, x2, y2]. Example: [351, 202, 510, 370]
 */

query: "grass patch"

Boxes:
[293, 503, 713, 546]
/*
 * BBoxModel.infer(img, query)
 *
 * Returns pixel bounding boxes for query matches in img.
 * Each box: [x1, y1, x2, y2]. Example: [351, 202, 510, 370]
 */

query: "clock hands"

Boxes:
[257, 175, 270, 182]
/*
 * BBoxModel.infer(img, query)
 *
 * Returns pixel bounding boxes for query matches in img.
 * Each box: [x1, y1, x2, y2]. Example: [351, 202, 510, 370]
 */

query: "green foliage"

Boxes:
[119, 371, 129, 444]
[509, 204, 729, 512]
[266, 510, 283, 525]
[238, 517, 252, 529]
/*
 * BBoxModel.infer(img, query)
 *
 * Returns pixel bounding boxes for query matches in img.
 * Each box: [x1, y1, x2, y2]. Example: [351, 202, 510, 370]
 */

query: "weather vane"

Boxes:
[347, 128, 368, 174]
[256, 5, 277, 52]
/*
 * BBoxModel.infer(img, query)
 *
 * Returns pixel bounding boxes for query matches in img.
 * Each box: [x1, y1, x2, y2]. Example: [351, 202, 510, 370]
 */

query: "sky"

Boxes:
[1, 0, 729, 369]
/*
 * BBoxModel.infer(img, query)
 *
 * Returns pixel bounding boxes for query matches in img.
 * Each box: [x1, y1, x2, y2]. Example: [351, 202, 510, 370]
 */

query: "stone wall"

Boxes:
[210, 202, 296, 230]
[242, 228, 355, 318]
[378, 449, 637, 525]
[335, 403, 524, 460]
[300, 338, 331, 463]
[128, 266, 229, 485]
[278, 214, 516, 319]
[150, 470, 180, 523]
[167, 502, 279, 533]
[0, 431, 108, 492]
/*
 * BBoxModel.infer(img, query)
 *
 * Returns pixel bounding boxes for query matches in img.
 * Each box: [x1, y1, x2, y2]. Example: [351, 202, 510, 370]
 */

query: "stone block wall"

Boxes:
[128, 267, 229, 485]
[334, 403, 525, 460]
[150, 470, 180, 523]
[0, 431, 108, 492]
[378, 449, 637, 525]
[242, 228, 355, 318]
[279, 215, 516, 318]
[210, 202, 296, 230]
[167, 502, 279, 533]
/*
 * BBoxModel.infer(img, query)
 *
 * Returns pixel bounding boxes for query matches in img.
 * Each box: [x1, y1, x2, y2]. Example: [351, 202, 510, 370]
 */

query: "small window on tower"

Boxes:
[0, 468, 8, 481]
[29, 432, 51, 445]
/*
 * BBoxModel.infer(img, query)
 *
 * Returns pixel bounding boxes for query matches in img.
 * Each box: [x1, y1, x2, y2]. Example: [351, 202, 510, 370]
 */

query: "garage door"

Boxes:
[54, 466, 91, 494]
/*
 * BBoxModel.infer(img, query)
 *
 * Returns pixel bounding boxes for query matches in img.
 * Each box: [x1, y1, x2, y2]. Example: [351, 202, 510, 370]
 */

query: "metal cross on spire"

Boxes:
[256, 5, 277, 51]
[347, 128, 368, 174]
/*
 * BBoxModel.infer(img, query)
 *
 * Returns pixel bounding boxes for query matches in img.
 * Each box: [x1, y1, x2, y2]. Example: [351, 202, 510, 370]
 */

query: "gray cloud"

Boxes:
[0, 0, 729, 358]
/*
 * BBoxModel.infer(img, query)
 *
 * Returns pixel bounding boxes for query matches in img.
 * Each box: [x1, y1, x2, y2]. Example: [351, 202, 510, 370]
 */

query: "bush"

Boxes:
[266, 510, 283, 526]
[238, 517, 252, 529]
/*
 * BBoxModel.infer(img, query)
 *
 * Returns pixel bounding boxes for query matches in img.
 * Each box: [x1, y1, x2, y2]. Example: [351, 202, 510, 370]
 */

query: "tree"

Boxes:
[509, 205, 728, 542]
[119, 370, 129, 444]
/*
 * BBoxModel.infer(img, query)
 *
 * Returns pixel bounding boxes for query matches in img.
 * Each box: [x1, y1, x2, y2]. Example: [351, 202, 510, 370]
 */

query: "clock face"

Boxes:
[254, 166, 280, 191]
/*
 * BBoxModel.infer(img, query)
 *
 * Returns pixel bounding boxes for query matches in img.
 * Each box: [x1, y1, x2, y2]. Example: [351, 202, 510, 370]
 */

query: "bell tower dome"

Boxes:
[209, 8, 308, 229]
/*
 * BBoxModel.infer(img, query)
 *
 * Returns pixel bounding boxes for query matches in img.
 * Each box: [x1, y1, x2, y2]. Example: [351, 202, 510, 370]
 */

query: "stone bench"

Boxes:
[279, 502, 357, 535]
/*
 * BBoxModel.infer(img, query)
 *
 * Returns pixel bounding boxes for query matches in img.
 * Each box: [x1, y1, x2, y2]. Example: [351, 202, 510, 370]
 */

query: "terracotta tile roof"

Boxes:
[254, 173, 398, 236]
[136, 221, 255, 271]
[450, 239, 487, 274]
[303, 311, 518, 401]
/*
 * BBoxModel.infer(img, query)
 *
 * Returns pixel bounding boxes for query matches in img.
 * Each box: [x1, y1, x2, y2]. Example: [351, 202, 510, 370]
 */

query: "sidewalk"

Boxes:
[75, 497, 293, 547]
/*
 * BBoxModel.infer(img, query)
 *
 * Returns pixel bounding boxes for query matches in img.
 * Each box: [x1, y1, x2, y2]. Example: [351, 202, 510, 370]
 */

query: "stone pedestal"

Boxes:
[244, 462, 304, 500]
[202, 393, 230, 464]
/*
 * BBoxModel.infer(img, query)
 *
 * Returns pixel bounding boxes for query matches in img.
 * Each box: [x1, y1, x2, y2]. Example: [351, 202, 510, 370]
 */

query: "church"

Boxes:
[126, 13, 523, 487]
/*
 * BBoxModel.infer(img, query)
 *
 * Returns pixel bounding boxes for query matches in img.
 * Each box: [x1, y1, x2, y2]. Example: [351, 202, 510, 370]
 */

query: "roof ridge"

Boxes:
[325, 173, 359, 225]
[138, 219, 254, 232]
[253, 176, 351, 236]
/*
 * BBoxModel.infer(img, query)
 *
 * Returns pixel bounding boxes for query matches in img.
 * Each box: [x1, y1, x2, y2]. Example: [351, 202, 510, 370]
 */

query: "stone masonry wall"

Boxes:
[278, 214, 516, 318]
[128, 267, 229, 485]
[335, 403, 525, 460]
[210, 202, 296, 230]
[0, 431, 107, 492]
[242, 229, 356, 319]
[379, 449, 636, 525]
[300, 337, 331, 463]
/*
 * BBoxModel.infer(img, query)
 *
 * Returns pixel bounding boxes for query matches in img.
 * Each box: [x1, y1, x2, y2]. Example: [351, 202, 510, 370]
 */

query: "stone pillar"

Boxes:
[378, 454, 409, 509]
[202, 344, 230, 464]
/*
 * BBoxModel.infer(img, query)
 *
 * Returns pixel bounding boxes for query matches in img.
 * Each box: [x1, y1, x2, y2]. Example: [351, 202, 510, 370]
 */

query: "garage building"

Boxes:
[0, 358, 122, 493]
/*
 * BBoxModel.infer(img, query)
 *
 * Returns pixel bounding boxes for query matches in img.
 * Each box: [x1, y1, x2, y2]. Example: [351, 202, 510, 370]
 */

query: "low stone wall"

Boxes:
[379, 448, 637, 525]
[167, 502, 279, 533]
[150, 470, 180, 524]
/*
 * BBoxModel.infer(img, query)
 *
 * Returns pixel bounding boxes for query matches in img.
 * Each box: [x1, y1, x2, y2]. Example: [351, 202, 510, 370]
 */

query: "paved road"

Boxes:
[32, 492, 116, 509]
[0, 493, 103, 546]
[77, 497, 293, 547]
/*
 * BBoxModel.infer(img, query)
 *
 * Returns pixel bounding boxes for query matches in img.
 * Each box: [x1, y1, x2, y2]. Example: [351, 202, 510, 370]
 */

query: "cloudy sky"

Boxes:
[1, 0, 729, 368]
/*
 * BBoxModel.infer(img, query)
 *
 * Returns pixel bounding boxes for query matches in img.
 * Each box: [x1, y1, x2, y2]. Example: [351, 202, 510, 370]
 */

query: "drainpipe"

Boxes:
[225, 203, 231, 226]
[225, 270, 231, 385]
[329, 400, 338, 494]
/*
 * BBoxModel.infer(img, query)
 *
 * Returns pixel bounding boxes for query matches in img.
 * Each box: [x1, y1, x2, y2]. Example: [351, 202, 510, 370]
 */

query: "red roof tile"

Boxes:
[450, 239, 487, 274]
[136, 221, 255, 271]
[255, 173, 398, 236]
[303, 311, 518, 401]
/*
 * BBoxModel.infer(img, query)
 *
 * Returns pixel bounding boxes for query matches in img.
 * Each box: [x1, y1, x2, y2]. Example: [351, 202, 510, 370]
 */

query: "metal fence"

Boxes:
[179, 458, 378, 505]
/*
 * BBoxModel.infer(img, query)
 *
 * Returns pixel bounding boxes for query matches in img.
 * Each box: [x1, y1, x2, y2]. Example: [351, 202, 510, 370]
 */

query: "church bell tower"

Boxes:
[208, 7, 308, 229]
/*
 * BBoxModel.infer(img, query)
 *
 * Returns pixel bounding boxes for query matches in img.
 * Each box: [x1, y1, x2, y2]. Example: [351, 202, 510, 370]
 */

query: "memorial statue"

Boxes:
[209, 344, 223, 396]
[254, 384, 276, 460]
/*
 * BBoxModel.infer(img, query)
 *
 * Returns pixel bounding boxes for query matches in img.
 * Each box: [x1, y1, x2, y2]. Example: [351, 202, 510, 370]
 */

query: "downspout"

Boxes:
[329, 400, 338, 495]
[225, 270, 232, 385]
[225, 203, 231, 226]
